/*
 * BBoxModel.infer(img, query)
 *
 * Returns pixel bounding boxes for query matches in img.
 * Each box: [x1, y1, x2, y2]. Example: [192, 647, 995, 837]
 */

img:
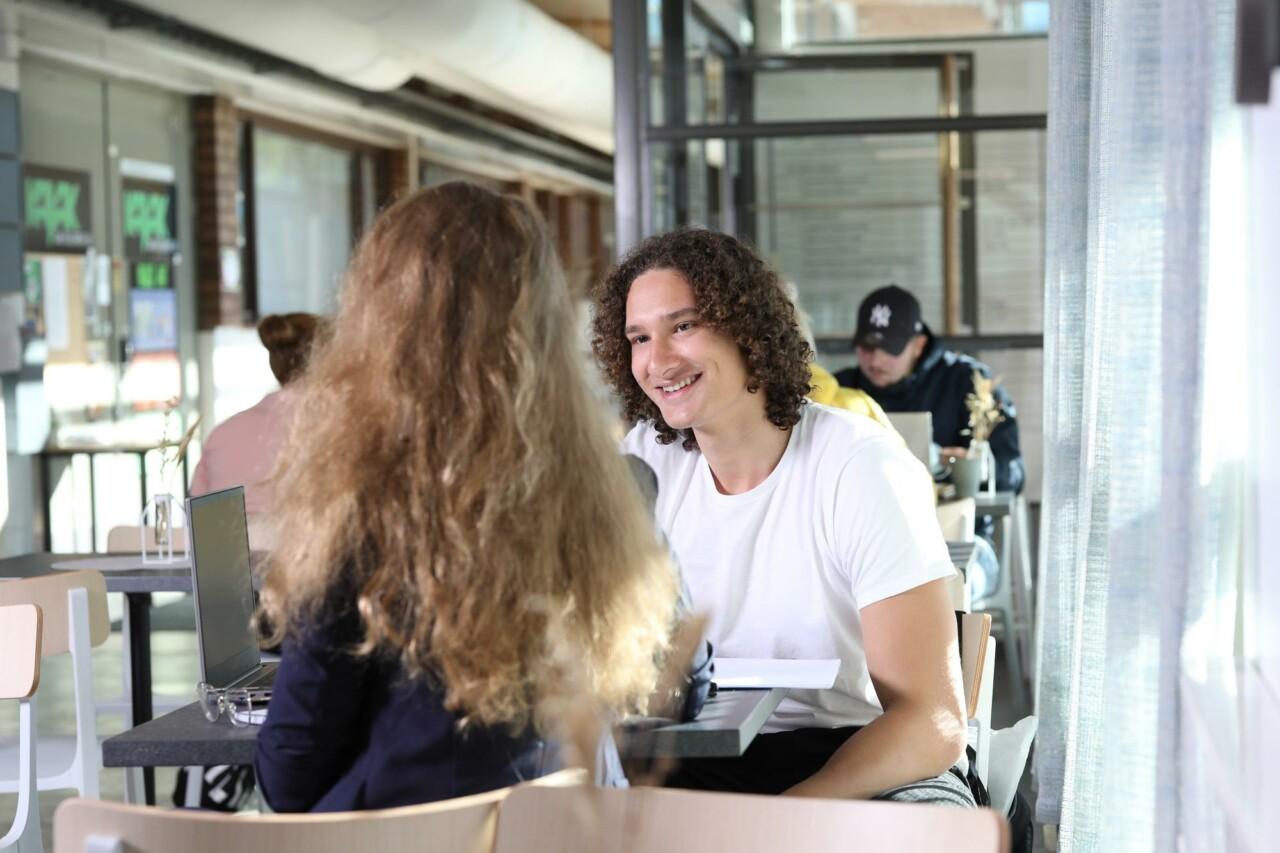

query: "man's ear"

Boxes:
[909, 333, 929, 360]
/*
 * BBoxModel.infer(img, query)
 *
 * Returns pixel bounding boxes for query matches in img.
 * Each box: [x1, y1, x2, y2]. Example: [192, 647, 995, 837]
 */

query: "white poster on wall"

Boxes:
[41, 255, 70, 350]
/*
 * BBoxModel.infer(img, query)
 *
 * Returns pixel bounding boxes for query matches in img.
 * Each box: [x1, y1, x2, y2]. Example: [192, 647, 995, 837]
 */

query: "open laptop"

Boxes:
[187, 486, 276, 697]
[886, 411, 935, 471]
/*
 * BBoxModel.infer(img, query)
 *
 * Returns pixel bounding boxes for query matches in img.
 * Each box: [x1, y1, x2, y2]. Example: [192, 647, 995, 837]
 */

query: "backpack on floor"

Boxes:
[173, 764, 256, 811]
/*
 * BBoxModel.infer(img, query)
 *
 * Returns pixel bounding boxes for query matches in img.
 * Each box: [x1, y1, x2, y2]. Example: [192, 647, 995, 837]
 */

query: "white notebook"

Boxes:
[713, 658, 840, 690]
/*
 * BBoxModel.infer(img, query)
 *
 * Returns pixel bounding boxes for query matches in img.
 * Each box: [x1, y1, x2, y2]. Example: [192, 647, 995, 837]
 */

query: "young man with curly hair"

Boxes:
[592, 228, 974, 804]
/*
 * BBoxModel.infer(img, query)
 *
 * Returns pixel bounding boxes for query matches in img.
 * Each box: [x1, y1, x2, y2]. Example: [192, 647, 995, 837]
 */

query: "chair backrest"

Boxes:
[958, 611, 993, 720]
[106, 525, 187, 554]
[0, 571, 109, 655]
[936, 497, 976, 543]
[53, 769, 587, 853]
[493, 786, 1009, 853]
[0, 603, 42, 700]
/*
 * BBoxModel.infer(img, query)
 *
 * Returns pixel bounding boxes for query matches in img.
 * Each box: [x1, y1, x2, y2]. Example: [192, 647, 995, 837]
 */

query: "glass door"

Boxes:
[20, 57, 195, 550]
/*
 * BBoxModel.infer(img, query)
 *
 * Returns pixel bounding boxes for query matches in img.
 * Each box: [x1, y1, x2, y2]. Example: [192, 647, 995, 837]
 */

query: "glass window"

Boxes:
[775, 0, 1049, 48]
[972, 130, 1046, 333]
[753, 133, 945, 337]
[420, 159, 508, 191]
[753, 66, 942, 122]
[252, 127, 354, 316]
[648, 128, 1046, 341]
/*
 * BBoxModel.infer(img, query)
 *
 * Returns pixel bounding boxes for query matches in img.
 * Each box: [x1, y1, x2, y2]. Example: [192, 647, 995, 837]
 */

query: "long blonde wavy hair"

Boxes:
[259, 182, 677, 730]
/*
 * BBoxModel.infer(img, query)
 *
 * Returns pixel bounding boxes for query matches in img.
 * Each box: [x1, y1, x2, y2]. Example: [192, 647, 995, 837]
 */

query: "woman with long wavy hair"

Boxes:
[253, 182, 677, 812]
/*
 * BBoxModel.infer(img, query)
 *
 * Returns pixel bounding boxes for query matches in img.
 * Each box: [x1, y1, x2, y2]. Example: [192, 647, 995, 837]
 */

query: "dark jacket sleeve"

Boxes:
[254, 608, 371, 813]
[988, 381, 1025, 494]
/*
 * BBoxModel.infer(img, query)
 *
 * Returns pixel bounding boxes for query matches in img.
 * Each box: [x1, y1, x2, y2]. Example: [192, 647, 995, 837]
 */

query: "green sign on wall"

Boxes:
[122, 176, 178, 291]
[122, 177, 178, 259]
[23, 164, 93, 253]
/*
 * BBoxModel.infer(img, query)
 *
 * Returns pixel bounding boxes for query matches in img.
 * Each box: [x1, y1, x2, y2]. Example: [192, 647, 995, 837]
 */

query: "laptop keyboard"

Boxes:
[237, 663, 277, 690]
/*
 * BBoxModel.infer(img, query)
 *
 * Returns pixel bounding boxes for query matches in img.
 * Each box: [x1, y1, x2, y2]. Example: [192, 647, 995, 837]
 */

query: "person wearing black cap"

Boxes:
[833, 285, 1025, 495]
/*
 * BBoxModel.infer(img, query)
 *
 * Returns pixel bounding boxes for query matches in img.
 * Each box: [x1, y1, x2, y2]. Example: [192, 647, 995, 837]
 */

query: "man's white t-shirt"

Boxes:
[623, 402, 955, 732]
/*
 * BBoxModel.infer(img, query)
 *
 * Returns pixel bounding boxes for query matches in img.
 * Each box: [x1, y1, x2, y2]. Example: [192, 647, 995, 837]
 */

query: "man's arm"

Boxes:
[989, 409, 1024, 494]
[784, 577, 967, 799]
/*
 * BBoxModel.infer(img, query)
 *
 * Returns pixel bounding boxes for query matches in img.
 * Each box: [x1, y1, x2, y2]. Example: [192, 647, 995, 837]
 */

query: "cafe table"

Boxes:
[101, 688, 791, 774]
[9, 543, 975, 803]
[0, 551, 263, 804]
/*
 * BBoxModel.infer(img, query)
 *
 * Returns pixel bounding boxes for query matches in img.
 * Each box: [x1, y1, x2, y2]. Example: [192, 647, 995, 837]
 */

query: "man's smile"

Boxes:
[659, 374, 702, 397]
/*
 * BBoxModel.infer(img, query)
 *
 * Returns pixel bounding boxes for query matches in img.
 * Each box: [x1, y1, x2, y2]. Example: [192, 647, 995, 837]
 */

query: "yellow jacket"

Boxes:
[807, 364, 898, 434]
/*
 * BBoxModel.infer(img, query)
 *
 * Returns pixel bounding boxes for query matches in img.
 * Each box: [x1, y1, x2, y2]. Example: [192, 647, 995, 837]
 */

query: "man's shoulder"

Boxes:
[622, 421, 692, 468]
[932, 346, 991, 380]
[797, 403, 907, 470]
[621, 420, 659, 456]
[795, 405, 935, 514]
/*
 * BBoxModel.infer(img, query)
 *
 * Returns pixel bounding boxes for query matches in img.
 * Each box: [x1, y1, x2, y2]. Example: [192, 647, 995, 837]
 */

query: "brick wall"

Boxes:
[191, 94, 243, 329]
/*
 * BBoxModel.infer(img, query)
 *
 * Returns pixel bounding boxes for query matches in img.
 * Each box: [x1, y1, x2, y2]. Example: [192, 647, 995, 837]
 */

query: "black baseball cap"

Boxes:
[852, 285, 924, 356]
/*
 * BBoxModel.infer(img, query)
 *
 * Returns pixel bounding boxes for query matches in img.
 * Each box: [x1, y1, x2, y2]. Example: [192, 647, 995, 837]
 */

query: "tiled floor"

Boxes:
[3, 610, 1045, 851]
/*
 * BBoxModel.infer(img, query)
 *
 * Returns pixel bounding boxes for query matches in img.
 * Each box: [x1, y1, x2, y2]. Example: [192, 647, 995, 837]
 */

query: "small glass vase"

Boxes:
[140, 492, 187, 564]
[970, 440, 997, 498]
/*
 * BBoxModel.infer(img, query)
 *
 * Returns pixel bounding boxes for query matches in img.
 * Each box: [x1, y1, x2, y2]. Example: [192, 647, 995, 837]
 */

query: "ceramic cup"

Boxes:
[951, 456, 983, 499]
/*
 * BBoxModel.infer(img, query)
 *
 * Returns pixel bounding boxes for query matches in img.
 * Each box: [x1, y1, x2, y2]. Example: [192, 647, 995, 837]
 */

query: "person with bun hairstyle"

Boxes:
[253, 182, 678, 812]
[190, 312, 323, 548]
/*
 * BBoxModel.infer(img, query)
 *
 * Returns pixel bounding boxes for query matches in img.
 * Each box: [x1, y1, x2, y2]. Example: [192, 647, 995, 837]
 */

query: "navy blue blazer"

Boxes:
[254, 605, 556, 813]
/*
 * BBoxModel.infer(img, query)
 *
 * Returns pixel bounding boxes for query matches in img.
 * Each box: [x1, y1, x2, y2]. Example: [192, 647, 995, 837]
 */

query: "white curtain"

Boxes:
[1035, 0, 1248, 850]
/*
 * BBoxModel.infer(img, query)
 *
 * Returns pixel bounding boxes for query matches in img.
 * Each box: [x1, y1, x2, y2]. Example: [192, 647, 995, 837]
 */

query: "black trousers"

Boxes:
[664, 726, 979, 806]
[666, 727, 861, 795]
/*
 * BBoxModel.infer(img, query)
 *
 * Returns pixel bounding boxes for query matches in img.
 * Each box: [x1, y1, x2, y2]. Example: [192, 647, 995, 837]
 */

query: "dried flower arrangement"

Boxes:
[964, 368, 1005, 446]
[156, 397, 201, 489]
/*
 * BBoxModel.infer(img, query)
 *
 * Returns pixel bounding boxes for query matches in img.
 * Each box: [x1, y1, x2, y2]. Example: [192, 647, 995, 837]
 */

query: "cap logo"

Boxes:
[870, 304, 892, 328]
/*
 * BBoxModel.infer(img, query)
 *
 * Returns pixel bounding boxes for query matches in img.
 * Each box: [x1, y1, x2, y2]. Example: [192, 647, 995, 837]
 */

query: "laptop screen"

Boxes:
[187, 487, 260, 688]
[885, 411, 934, 470]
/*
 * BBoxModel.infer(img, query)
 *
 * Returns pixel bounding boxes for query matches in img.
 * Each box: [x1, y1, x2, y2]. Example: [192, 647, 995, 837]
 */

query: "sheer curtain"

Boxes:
[1035, 0, 1248, 850]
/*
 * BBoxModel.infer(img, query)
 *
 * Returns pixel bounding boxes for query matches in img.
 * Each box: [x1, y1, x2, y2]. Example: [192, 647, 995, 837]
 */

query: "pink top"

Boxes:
[190, 388, 295, 517]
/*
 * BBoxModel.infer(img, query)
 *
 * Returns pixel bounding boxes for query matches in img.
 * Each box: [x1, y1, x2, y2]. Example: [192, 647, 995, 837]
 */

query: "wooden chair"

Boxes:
[1, 603, 44, 853]
[0, 571, 110, 803]
[936, 497, 977, 543]
[492, 785, 1009, 852]
[938, 499, 978, 611]
[104, 526, 188, 554]
[52, 768, 586, 853]
[960, 612, 1035, 814]
[958, 611, 996, 782]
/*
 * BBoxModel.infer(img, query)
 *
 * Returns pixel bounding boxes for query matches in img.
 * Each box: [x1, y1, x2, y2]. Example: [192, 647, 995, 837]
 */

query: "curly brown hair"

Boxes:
[591, 228, 813, 450]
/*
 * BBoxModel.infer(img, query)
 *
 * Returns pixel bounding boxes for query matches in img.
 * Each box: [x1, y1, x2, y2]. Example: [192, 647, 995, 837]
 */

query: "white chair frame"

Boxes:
[1, 602, 44, 853]
[0, 572, 108, 808]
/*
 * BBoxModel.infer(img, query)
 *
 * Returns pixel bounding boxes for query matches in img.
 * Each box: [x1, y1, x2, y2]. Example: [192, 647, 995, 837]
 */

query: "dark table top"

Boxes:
[973, 491, 1017, 516]
[0, 552, 193, 594]
[615, 688, 787, 759]
[103, 688, 791, 768]
[0, 551, 269, 594]
[103, 702, 258, 768]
